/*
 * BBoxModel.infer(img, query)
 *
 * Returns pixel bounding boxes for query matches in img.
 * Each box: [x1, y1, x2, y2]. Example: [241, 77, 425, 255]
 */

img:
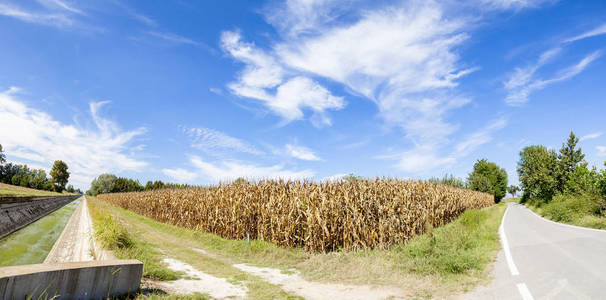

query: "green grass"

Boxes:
[528, 193, 606, 229]
[88, 198, 180, 281]
[0, 183, 66, 197]
[394, 205, 505, 275]
[0, 200, 79, 266]
[88, 196, 506, 299]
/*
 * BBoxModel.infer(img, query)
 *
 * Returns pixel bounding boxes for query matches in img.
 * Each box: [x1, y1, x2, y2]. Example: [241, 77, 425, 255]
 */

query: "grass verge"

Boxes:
[87, 197, 180, 281]
[89, 196, 506, 299]
[527, 193, 606, 229]
[0, 183, 66, 197]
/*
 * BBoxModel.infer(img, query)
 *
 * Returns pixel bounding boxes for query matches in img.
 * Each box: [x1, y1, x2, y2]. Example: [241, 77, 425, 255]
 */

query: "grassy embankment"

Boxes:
[526, 193, 606, 229]
[0, 182, 71, 197]
[88, 195, 506, 299]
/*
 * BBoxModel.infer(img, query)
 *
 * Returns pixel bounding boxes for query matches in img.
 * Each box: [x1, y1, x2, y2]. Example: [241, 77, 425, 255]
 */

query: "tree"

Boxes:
[556, 132, 586, 192]
[89, 174, 117, 196]
[468, 159, 508, 203]
[517, 145, 559, 203]
[507, 185, 520, 198]
[429, 174, 466, 189]
[66, 185, 75, 193]
[0, 144, 5, 164]
[343, 173, 364, 182]
[50, 160, 70, 192]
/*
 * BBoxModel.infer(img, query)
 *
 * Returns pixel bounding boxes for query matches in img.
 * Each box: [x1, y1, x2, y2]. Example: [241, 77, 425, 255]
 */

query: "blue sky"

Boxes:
[0, 0, 605, 189]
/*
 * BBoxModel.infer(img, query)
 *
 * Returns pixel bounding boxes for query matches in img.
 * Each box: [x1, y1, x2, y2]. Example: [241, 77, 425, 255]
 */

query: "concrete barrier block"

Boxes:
[0, 259, 143, 299]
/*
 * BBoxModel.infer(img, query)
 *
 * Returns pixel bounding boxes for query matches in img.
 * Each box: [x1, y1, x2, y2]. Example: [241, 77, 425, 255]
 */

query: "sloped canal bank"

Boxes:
[0, 199, 80, 266]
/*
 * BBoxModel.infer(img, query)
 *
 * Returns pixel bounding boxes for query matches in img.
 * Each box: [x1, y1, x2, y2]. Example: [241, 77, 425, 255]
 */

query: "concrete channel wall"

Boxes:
[0, 260, 143, 299]
[0, 195, 80, 239]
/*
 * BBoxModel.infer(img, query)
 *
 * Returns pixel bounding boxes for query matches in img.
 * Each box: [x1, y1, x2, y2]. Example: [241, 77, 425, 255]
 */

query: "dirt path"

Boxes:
[154, 258, 248, 298]
[44, 196, 95, 263]
[234, 264, 404, 300]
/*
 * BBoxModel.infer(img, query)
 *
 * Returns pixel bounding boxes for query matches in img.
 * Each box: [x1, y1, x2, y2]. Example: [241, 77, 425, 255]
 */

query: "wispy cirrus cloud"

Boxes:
[37, 0, 85, 15]
[505, 50, 601, 105]
[479, 0, 555, 10]
[0, 2, 75, 28]
[597, 146, 606, 157]
[148, 31, 200, 46]
[185, 127, 263, 155]
[0, 87, 147, 189]
[565, 23, 606, 43]
[504, 22, 606, 106]
[580, 132, 603, 142]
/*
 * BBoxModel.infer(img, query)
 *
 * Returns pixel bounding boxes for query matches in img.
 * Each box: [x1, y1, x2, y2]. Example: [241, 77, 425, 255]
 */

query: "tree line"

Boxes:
[0, 144, 75, 193]
[517, 132, 606, 205]
[87, 173, 191, 196]
[429, 158, 509, 203]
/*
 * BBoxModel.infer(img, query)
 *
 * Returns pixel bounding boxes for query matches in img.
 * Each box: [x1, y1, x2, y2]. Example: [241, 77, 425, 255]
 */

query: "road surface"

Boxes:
[464, 203, 606, 300]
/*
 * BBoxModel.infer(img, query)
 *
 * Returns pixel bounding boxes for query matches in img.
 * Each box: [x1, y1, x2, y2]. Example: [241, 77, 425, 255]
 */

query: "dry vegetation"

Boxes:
[98, 179, 493, 252]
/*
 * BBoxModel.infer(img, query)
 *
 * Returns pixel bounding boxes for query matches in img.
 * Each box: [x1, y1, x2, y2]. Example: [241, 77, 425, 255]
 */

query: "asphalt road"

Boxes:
[464, 203, 606, 300]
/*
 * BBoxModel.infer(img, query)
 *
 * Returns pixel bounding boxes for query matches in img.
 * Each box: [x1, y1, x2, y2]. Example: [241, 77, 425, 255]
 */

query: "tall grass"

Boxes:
[98, 179, 493, 252]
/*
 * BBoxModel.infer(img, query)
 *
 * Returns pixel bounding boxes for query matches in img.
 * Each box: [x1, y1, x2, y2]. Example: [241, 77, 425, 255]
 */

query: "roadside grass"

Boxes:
[88, 196, 506, 299]
[527, 193, 606, 229]
[87, 197, 179, 281]
[0, 183, 66, 197]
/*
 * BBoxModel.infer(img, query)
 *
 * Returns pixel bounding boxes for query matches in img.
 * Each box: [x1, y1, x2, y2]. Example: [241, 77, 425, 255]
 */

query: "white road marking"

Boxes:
[499, 206, 519, 276]
[516, 283, 535, 300]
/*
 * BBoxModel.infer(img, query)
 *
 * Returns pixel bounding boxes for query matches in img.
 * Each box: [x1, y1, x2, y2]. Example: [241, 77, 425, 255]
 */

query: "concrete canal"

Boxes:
[0, 199, 80, 266]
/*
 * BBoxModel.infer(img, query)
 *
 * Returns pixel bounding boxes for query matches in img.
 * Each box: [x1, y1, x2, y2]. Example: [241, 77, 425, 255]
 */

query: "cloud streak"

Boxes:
[185, 127, 263, 155]
[565, 23, 606, 43]
[580, 132, 602, 142]
[505, 50, 601, 105]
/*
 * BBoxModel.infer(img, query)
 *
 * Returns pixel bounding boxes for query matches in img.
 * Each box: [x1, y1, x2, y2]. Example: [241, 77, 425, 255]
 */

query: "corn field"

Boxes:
[98, 179, 493, 252]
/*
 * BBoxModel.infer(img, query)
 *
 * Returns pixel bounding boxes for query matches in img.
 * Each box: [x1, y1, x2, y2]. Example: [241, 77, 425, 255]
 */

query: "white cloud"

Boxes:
[223, 0, 538, 173]
[37, 0, 84, 15]
[221, 31, 345, 127]
[505, 51, 601, 105]
[480, 0, 553, 10]
[162, 168, 198, 182]
[580, 132, 602, 142]
[285, 144, 321, 161]
[189, 156, 314, 182]
[565, 23, 606, 43]
[146, 31, 208, 48]
[185, 127, 263, 155]
[455, 118, 508, 154]
[597, 146, 606, 157]
[0, 3, 74, 28]
[0, 88, 147, 189]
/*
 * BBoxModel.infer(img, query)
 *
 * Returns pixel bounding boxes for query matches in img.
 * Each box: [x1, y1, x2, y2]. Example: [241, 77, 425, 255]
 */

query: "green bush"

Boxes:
[541, 193, 602, 223]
